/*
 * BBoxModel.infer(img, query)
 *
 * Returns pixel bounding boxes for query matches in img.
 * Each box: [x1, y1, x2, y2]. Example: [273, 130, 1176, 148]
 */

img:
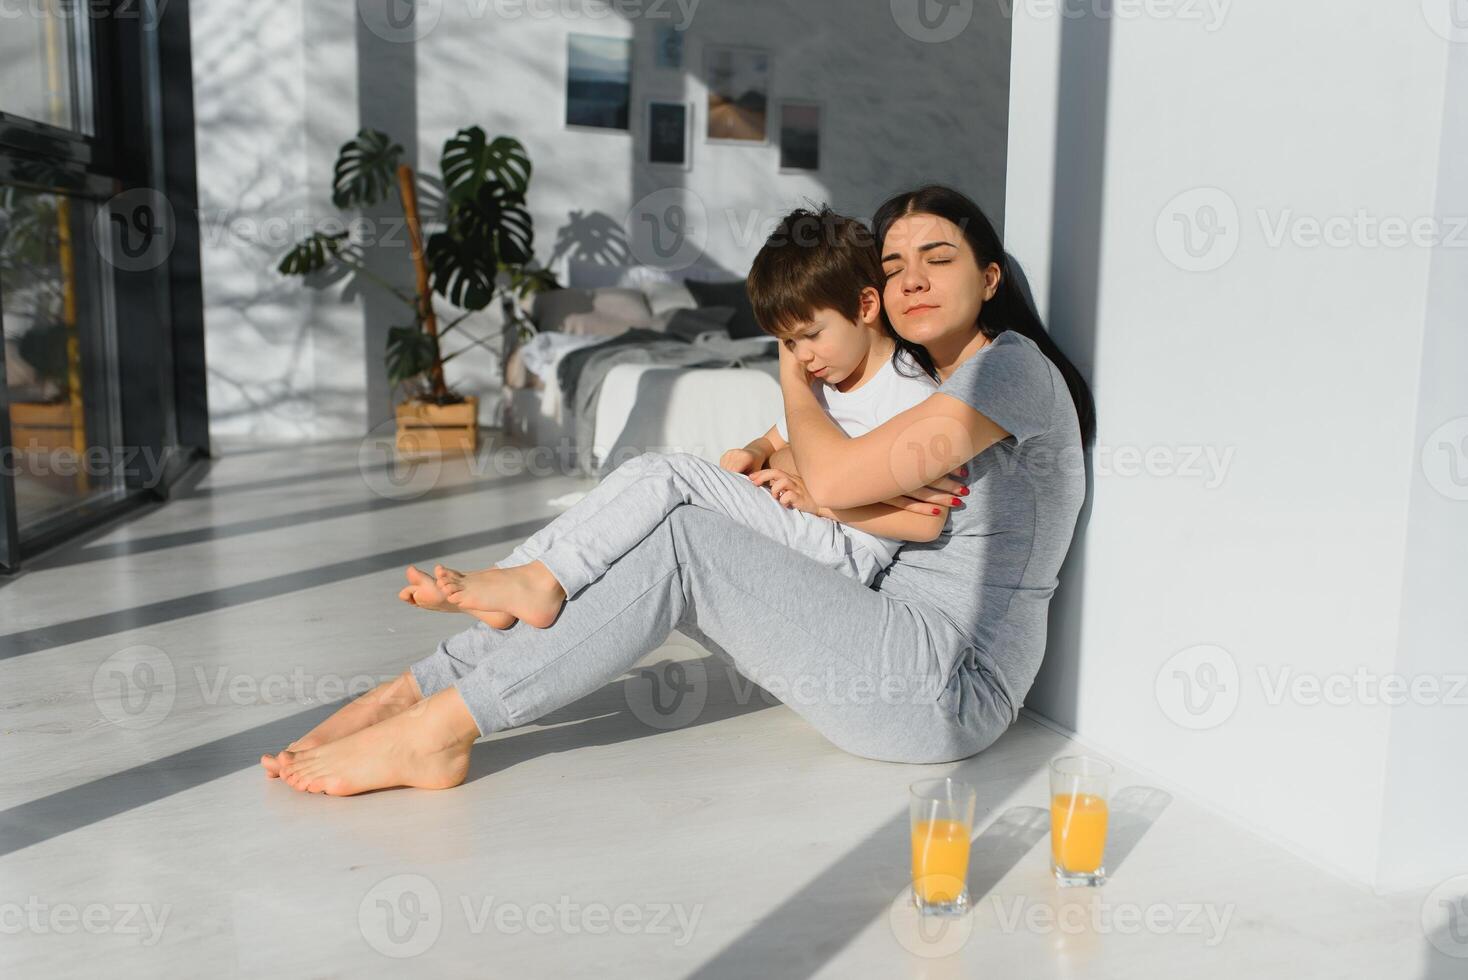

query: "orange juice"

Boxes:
[1050, 792, 1108, 873]
[911, 818, 971, 903]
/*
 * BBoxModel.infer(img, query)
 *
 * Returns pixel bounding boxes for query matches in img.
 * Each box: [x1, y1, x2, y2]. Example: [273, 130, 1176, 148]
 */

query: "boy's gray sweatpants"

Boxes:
[410, 455, 1014, 764]
[507, 451, 887, 598]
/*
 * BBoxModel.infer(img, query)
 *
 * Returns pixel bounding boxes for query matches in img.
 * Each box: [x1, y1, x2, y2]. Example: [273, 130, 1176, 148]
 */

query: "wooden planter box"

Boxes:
[9, 401, 79, 453]
[395, 396, 478, 456]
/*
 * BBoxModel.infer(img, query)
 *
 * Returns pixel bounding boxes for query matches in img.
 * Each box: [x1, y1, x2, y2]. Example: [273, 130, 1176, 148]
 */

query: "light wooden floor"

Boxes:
[0, 437, 1448, 978]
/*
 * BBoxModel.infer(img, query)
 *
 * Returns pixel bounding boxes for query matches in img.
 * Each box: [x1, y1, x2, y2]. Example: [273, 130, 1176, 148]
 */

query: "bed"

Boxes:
[499, 263, 784, 475]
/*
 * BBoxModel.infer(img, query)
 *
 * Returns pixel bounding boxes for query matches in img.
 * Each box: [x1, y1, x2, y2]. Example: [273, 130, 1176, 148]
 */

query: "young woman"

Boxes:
[261, 184, 1095, 796]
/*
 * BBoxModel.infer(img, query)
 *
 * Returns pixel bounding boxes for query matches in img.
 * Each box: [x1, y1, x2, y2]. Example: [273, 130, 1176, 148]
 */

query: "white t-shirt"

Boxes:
[775, 347, 939, 563]
[775, 346, 937, 442]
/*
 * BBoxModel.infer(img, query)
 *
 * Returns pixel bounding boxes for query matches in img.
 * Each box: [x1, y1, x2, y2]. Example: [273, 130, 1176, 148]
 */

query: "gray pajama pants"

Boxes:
[503, 451, 887, 598]
[410, 455, 1014, 764]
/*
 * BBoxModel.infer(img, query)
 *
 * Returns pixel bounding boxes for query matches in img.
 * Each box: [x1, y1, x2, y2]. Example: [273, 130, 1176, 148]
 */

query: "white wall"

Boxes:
[1008, 0, 1467, 892]
[192, 0, 1011, 445]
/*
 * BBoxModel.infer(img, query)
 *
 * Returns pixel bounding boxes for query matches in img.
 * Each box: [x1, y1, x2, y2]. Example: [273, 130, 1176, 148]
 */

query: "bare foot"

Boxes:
[260, 670, 423, 778]
[435, 561, 566, 629]
[399, 564, 517, 630]
[277, 687, 480, 796]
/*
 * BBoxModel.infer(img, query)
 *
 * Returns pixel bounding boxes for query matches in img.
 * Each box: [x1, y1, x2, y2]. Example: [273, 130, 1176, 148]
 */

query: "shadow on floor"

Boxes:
[0, 653, 771, 858]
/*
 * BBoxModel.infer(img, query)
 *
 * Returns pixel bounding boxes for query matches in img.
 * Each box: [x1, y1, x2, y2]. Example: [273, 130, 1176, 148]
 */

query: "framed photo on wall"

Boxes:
[565, 34, 632, 131]
[646, 100, 692, 169]
[704, 45, 770, 143]
[778, 101, 821, 172]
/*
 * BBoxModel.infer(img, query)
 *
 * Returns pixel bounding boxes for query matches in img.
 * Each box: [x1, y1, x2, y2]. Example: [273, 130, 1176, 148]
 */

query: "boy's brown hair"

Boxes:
[746, 206, 883, 338]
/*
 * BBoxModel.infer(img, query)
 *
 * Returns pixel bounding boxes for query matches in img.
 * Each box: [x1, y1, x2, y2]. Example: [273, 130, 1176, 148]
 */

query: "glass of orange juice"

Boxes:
[1049, 756, 1113, 887]
[909, 777, 978, 916]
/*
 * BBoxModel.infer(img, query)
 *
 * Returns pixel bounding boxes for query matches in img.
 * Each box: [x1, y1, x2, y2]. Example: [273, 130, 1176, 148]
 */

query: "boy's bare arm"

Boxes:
[768, 446, 947, 542]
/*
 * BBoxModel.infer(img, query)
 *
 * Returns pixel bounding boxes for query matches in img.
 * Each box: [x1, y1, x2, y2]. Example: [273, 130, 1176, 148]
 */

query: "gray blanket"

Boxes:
[558, 329, 780, 475]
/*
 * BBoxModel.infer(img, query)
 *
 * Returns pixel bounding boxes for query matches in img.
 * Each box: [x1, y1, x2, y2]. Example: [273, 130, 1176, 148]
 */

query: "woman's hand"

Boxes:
[881, 464, 971, 514]
[747, 466, 821, 515]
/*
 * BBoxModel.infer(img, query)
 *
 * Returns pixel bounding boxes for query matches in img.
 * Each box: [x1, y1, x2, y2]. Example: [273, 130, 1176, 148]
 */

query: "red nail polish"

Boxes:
[959, 487, 969, 496]
[951, 497, 961, 506]
[932, 508, 940, 515]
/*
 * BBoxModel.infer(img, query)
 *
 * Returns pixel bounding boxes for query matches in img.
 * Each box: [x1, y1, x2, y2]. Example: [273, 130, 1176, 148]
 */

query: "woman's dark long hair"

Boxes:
[872, 185, 1096, 447]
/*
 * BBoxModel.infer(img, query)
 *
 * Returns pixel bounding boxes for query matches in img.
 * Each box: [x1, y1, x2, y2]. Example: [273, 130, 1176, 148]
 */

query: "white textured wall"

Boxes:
[1009, 0, 1465, 892]
[192, 0, 1011, 445]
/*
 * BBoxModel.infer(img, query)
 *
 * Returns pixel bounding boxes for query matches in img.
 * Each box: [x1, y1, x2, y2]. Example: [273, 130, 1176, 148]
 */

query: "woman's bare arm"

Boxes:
[777, 346, 1006, 509]
[761, 448, 950, 542]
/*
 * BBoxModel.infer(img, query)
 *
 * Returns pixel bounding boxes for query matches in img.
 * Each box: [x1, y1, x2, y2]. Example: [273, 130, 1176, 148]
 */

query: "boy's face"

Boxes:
[776, 290, 882, 387]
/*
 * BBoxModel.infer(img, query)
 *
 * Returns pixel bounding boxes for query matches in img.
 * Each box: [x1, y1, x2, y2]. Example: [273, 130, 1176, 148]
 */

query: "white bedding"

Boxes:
[505, 361, 783, 474]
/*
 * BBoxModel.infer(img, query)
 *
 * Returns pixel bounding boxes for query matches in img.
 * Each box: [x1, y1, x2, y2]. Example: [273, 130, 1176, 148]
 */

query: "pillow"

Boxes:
[663, 306, 735, 342]
[684, 279, 763, 339]
[566, 259, 697, 316]
[559, 311, 648, 338]
[532, 287, 652, 332]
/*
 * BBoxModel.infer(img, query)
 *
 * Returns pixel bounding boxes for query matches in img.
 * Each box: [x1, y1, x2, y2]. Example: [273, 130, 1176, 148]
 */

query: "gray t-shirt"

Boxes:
[874, 330, 1085, 718]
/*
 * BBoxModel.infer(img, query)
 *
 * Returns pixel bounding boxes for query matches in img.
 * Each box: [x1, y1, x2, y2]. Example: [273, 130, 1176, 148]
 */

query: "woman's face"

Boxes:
[880, 212, 995, 349]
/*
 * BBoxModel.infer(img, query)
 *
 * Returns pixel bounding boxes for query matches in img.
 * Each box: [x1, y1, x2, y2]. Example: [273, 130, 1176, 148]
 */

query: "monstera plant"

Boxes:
[279, 126, 556, 452]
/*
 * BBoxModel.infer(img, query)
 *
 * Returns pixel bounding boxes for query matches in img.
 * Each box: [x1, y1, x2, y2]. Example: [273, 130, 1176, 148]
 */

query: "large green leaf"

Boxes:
[425, 229, 498, 311]
[332, 129, 403, 209]
[456, 182, 533, 264]
[277, 230, 348, 275]
[440, 127, 530, 204]
[385, 324, 439, 386]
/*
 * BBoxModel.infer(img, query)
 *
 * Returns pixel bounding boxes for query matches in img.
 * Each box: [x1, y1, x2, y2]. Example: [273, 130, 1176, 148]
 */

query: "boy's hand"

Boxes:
[748, 467, 820, 515]
[720, 448, 761, 475]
